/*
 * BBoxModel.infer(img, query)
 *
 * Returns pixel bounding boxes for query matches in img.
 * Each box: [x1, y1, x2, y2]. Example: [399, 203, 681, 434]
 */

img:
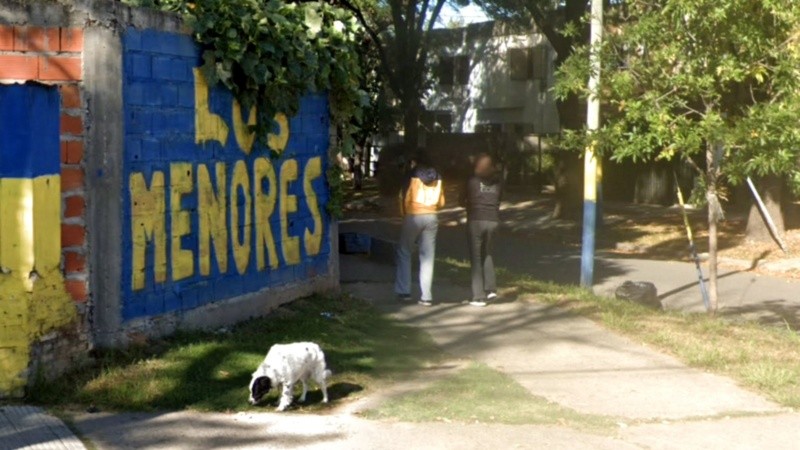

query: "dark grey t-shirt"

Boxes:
[464, 175, 502, 222]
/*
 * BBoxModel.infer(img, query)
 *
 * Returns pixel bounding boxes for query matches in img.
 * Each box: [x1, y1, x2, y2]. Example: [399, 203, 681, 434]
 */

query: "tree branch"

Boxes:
[333, 0, 400, 94]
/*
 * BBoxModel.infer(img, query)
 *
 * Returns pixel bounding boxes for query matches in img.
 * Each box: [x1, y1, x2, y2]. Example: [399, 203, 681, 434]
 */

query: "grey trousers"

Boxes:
[468, 220, 498, 300]
[395, 214, 439, 301]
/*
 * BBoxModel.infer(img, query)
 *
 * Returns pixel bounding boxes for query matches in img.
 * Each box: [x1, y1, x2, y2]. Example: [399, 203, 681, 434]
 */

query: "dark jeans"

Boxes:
[468, 220, 498, 300]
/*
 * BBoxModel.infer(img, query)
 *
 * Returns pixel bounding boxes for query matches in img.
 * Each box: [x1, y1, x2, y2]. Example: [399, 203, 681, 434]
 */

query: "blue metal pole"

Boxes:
[580, 150, 598, 289]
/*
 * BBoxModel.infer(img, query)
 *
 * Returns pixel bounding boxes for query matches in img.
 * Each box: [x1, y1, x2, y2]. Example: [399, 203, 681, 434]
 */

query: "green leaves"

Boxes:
[556, 0, 800, 191]
[179, 0, 363, 153]
[125, 0, 365, 219]
[305, 7, 323, 35]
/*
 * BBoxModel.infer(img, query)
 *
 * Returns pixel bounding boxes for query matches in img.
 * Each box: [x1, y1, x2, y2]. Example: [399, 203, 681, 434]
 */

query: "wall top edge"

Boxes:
[0, 0, 190, 35]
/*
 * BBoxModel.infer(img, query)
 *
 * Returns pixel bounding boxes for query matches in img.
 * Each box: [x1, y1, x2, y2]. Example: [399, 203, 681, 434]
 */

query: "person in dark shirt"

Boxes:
[461, 153, 502, 307]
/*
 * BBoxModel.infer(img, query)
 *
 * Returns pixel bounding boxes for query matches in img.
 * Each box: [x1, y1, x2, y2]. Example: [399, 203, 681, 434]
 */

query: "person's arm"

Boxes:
[398, 189, 405, 216]
[438, 180, 446, 209]
[458, 179, 468, 208]
[404, 179, 417, 214]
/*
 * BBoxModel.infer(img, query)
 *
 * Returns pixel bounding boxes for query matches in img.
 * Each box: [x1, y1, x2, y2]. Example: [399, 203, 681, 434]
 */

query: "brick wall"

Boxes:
[0, 24, 90, 394]
[0, 25, 89, 304]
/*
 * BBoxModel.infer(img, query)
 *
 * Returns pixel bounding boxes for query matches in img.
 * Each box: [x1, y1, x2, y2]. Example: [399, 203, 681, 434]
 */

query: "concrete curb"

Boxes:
[0, 406, 86, 450]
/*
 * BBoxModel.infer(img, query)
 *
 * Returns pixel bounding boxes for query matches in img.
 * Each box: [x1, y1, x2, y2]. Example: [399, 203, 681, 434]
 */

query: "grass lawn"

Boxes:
[365, 362, 614, 432]
[439, 258, 800, 408]
[28, 294, 444, 412]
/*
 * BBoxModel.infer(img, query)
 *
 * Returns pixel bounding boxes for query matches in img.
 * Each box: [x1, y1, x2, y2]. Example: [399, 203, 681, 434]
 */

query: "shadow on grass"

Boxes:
[28, 294, 443, 413]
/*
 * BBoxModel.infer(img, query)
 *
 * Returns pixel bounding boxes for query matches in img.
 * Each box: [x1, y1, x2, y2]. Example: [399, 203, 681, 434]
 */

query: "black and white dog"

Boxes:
[248, 342, 332, 411]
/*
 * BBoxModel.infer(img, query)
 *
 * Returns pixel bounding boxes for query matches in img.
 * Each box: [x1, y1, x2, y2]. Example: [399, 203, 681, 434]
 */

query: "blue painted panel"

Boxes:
[121, 28, 332, 322]
[0, 84, 61, 178]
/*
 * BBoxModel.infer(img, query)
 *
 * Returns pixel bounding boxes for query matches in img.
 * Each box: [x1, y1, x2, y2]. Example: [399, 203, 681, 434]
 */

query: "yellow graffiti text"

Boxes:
[230, 160, 252, 275]
[194, 70, 290, 155]
[129, 157, 324, 290]
[197, 163, 228, 276]
[130, 171, 167, 289]
[303, 157, 323, 256]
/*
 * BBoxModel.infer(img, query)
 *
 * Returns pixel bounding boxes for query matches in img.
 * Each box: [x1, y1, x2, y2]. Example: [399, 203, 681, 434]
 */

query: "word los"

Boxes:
[129, 156, 323, 290]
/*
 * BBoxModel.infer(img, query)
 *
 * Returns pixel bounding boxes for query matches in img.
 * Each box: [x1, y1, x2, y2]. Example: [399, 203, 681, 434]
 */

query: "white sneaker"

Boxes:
[469, 300, 487, 307]
[418, 300, 433, 307]
[487, 292, 498, 300]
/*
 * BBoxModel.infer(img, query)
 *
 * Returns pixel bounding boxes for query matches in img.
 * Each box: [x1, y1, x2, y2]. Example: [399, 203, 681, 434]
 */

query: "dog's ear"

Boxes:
[249, 376, 272, 404]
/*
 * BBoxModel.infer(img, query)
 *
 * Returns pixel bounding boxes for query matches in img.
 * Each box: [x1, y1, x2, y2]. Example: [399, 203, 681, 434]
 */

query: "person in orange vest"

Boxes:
[395, 153, 445, 306]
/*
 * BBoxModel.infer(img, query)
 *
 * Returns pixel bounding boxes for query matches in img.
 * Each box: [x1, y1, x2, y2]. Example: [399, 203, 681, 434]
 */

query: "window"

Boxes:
[508, 46, 548, 81]
[422, 111, 453, 133]
[437, 55, 470, 85]
[508, 48, 529, 81]
[475, 123, 502, 134]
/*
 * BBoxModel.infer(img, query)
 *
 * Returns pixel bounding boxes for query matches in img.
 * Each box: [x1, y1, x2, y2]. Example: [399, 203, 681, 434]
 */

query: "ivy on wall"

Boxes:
[125, 0, 365, 217]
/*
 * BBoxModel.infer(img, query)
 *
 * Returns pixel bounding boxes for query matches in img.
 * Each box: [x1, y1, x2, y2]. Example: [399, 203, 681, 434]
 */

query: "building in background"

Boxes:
[424, 20, 560, 137]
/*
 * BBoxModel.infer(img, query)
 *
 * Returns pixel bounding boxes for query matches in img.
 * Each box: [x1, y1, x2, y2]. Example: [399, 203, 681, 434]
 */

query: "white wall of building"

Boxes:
[425, 21, 561, 136]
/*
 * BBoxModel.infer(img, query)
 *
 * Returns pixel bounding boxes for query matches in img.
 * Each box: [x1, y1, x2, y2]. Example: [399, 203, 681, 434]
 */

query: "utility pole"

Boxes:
[580, 0, 603, 289]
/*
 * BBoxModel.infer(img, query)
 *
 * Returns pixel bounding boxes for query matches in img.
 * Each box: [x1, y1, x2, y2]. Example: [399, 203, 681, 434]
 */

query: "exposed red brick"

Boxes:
[60, 28, 83, 52]
[0, 27, 13, 51]
[60, 114, 83, 135]
[65, 279, 88, 303]
[13, 26, 46, 52]
[60, 141, 68, 163]
[65, 141, 83, 164]
[61, 167, 84, 192]
[45, 28, 60, 51]
[61, 224, 85, 247]
[64, 251, 86, 273]
[59, 84, 81, 109]
[64, 195, 85, 218]
[0, 55, 38, 80]
[39, 55, 82, 81]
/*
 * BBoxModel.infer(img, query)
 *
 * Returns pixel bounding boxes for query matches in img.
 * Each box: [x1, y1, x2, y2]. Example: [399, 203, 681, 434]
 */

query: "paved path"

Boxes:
[340, 255, 780, 421]
[0, 406, 86, 450]
[340, 209, 800, 324]
[71, 411, 632, 450]
[67, 256, 798, 449]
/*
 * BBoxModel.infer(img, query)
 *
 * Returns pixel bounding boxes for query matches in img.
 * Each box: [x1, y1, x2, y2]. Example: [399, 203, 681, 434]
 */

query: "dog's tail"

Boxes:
[323, 369, 332, 380]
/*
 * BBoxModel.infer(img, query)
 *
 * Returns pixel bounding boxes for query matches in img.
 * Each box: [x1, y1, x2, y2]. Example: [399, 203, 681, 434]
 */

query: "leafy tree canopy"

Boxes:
[555, 0, 800, 190]
[555, 0, 800, 311]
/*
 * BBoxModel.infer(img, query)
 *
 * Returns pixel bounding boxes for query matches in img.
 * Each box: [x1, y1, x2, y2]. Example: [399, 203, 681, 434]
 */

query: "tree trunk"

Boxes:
[552, 91, 586, 219]
[745, 175, 785, 243]
[552, 151, 583, 219]
[402, 102, 421, 151]
[706, 144, 719, 314]
[634, 161, 673, 205]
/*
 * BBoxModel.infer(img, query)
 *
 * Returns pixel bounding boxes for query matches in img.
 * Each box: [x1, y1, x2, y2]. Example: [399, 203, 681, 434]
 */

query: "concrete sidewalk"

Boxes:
[71, 410, 633, 450]
[340, 214, 800, 324]
[0, 406, 86, 450]
[67, 255, 799, 449]
[340, 255, 780, 420]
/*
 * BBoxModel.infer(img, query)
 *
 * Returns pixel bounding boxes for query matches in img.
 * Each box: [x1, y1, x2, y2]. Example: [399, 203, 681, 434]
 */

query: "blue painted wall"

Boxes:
[121, 29, 331, 321]
[0, 85, 60, 178]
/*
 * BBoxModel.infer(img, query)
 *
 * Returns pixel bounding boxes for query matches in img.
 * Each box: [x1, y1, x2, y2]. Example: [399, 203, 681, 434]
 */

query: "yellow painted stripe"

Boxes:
[0, 174, 75, 396]
[33, 175, 62, 273]
[0, 178, 36, 289]
[583, 145, 598, 202]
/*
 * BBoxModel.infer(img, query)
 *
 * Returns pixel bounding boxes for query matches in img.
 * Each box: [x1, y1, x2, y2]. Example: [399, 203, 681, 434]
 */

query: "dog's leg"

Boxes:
[314, 370, 329, 403]
[277, 383, 293, 411]
[299, 377, 308, 403]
